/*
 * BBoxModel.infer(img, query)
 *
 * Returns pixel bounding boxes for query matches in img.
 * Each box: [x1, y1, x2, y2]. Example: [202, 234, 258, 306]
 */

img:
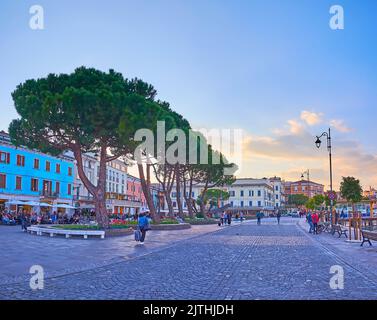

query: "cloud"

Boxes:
[239, 115, 377, 189]
[330, 119, 352, 133]
[287, 119, 304, 135]
[300, 111, 323, 126]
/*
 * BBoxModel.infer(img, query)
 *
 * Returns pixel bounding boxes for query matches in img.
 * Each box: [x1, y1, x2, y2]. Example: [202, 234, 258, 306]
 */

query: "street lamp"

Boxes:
[301, 169, 310, 198]
[315, 128, 335, 225]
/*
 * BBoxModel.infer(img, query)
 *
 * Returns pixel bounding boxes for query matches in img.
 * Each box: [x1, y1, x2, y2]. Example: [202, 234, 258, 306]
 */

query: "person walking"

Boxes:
[227, 213, 232, 225]
[240, 211, 244, 222]
[256, 211, 262, 225]
[311, 211, 319, 235]
[223, 213, 228, 226]
[276, 210, 281, 225]
[307, 211, 313, 233]
[220, 212, 224, 225]
[137, 212, 150, 243]
[20, 210, 27, 232]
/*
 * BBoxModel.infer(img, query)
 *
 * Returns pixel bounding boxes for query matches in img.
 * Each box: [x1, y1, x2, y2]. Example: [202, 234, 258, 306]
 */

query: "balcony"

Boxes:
[73, 195, 95, 201]
[39, 191, 59, 199]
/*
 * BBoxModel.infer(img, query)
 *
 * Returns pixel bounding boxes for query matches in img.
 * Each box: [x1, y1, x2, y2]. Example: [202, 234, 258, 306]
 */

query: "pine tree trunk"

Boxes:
[175, 165, 184, 218]
[138, 164, 159, 223]
[165, 192, 174, 217]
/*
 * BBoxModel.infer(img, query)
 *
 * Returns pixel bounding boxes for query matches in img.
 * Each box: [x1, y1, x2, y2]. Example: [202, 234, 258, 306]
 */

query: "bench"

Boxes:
[27, 226, 105, 239]
[332, 224, 348, 238]
[361, 230, 377, 247]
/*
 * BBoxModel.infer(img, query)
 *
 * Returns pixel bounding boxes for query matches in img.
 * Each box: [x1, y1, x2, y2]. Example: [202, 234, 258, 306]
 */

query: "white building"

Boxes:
[161, 177, 285, 214]
[67, 152, 142, 215]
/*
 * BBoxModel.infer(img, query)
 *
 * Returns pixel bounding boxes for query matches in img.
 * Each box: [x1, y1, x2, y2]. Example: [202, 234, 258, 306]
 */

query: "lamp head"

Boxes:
[315, 137, 322, 148]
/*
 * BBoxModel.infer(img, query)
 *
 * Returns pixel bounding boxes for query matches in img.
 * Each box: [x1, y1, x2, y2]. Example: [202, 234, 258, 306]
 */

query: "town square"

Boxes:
[1, 0, 377, 307]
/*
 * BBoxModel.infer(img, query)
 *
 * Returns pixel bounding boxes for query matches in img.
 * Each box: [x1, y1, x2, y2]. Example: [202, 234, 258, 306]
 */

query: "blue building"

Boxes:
[0, 131, 75, 214]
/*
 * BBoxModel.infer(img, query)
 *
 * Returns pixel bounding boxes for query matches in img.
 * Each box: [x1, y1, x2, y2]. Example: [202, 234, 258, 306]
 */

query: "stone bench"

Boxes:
[27, 226, 105, 239]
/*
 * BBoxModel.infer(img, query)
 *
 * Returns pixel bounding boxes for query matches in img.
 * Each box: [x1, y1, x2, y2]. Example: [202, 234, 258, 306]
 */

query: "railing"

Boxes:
[39, 191, 59, 198]
[73, 195, 95, 201]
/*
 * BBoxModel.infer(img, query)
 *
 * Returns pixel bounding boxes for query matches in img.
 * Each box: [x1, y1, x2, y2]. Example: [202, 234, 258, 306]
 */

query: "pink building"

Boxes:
[126, 175, 147, 210]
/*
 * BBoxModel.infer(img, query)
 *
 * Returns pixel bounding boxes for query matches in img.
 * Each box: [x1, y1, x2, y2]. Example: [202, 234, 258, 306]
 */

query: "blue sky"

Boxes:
[1, 0, 377, 188]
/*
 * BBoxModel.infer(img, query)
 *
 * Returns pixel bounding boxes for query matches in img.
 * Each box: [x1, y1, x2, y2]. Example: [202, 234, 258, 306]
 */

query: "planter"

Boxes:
[186, 219, 218, 225]
[150, 223, 191, 230]
[105, 228, 134, 237]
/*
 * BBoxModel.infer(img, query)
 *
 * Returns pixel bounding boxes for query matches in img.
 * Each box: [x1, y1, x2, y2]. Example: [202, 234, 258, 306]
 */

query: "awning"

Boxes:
[21, 201, 40, 206]
[39, 203, 52, 207]
[55, 204, 75, 209]
[5, 200, 27, 205]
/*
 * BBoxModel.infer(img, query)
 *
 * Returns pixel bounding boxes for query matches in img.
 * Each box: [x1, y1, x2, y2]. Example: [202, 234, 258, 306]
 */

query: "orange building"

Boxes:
[284, 180, 324, 198]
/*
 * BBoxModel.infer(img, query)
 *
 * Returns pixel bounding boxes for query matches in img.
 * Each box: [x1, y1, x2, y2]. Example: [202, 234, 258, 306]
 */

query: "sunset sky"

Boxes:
[1, 0, 377, 190]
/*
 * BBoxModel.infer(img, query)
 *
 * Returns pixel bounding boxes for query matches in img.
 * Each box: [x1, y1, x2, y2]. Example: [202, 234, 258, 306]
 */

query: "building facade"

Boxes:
[283, 179, 324, 199]
[159, 177, 285, 215]
[0, 131, 74, 214]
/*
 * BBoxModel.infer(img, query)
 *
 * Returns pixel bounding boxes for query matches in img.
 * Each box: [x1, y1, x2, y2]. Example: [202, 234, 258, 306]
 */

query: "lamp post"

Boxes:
[301, 169, 310, 198]
[315, 128, 335, 225]
[72, 183, 81, 208]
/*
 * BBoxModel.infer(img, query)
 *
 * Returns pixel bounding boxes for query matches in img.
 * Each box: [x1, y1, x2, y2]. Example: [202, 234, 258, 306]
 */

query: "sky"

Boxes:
[1, 0, 377, 190]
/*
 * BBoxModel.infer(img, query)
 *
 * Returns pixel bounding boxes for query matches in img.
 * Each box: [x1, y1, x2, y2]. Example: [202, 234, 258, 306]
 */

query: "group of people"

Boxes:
[0, 208, 85, 231]
[306, 211, 320, 234]
[0, 209, 18, 225]
[219, 212, 233, 226]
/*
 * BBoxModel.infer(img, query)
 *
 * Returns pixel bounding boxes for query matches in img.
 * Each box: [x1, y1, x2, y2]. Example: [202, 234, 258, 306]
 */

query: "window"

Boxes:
[56, 163, 61, 173]
[276, 194, 279, 200]
[16, 155, 25, 167]
[257, 190, 261, 197]
[0, 174, 6, 188]
[0, 152, 10, 164]
[173, 201, 177, 207]
[229, 191, 235, 197]
[230, 201, 234, 207]
[31, 179, 39, 192]
[68, 167, 73, 176]
[240, 190, 244, 197]
[240, 201, 244, 207]
[258, 201, 262, 207]
[249, 201, 253, 207]
[45, 161, 50, 172]
[16, 176, 22, 190]
[55, 182, 60, 194]
[34, 159, 40, 169]
[67, 184, 72, 195]
[275, 186, 279, 191]
[172, 192, 177, 198]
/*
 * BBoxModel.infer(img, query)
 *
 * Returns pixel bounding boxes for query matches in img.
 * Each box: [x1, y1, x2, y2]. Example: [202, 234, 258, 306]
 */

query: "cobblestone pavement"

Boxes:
[1, 218, 377, 300]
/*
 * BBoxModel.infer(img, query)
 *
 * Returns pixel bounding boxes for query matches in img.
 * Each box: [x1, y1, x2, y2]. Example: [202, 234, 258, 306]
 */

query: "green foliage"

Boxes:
[288, 194, 309, 206]
[199, 188, 230, 208]
[154, 218, 179, 225]
[340, 176, 363, 204]
[305, 198, 316, 210]
[312, 194, 325, 207]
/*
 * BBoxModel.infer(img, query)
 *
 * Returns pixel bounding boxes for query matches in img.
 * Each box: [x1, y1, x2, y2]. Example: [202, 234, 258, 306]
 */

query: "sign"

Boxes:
[328, 191, 337, 201]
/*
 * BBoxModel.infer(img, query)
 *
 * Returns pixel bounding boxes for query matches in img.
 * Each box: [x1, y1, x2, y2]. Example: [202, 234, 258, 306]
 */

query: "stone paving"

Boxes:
[1, 218, 377, 300]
